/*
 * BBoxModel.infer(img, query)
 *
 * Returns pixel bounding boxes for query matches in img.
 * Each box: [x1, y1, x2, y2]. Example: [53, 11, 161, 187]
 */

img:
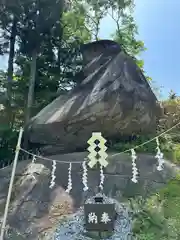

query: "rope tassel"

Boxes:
[66, 163, 72, 193]
[99, 165, 105, 190]
[49, 160, 56, 189]
[155, 137, 164, 171]
[32, 155, 36, 163]
[131, 149, 138, 183]
[82, 161, 88, 191]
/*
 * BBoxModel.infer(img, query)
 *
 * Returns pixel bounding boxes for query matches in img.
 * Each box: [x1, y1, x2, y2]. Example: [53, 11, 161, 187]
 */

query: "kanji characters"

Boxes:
[88, 212, 98, 223]
[88, 212, 111, 224]
[101, 212, 111, 224]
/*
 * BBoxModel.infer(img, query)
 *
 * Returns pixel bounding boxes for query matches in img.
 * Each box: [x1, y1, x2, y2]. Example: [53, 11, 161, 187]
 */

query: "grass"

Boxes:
[132, 176, 180, 240]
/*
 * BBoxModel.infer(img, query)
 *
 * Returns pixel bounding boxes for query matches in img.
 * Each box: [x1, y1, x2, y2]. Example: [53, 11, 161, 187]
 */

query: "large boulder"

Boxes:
[27, 40, 161, 153]
[0, 153, 178, 239]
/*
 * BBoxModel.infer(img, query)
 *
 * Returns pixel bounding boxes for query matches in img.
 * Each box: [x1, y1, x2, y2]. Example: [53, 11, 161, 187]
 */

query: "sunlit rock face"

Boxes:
[27, 40, 161, 154]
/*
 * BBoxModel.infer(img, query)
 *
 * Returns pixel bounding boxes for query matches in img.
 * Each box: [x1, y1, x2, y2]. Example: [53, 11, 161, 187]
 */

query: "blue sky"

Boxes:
[99, 0, 180, 99]
[0, 1, 180, 99]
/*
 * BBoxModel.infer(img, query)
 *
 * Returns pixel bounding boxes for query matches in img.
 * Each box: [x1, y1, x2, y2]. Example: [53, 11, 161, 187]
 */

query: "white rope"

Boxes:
[109, 120, 180, 158]
[2, 120, 178, 239]
[20, 148, 83, 163]
[19, 120, 180, 164]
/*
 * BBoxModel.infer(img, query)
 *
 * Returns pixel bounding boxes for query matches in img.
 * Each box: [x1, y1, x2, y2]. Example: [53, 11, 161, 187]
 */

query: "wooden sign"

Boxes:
[84, 203, 116, 232]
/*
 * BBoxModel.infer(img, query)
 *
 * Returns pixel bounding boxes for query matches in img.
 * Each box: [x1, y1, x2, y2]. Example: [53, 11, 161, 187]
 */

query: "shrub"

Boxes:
[132, 177, 180, 240]
[0, 125, 19, 167]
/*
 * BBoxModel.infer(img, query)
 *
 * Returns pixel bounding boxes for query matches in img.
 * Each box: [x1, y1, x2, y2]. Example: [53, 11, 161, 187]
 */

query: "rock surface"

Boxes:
[0, 152, 178, 239]
[54, 194, 132, 240]
[27, 40, 161, 154]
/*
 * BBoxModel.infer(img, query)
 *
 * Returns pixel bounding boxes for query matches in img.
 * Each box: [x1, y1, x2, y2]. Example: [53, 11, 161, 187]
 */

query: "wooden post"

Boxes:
[0, 128, 23, 240]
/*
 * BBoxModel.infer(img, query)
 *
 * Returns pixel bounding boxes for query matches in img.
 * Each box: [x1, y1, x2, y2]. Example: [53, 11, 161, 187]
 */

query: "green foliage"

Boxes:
[62, 3, 91, 43]
[111, 135, 157, 154]
[0, 125, 18, 166]
[168, 90, 177, 100]
[113, 16, 146, 57]
[112, 133, 180, 164]
[131, 178, 180, 239]
[111, 97, 180, 164]
[171, 144, 180, 163]
[0, 0, 147, 166]
[1, 4, 180, 240]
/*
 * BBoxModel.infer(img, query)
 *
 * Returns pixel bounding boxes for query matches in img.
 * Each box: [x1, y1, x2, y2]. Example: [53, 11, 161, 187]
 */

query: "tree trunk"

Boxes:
[6, 16, 17, 127]
[23, 50, 37, 151]
[25, 49, 37, 125]
[57, 46, 61, 74]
